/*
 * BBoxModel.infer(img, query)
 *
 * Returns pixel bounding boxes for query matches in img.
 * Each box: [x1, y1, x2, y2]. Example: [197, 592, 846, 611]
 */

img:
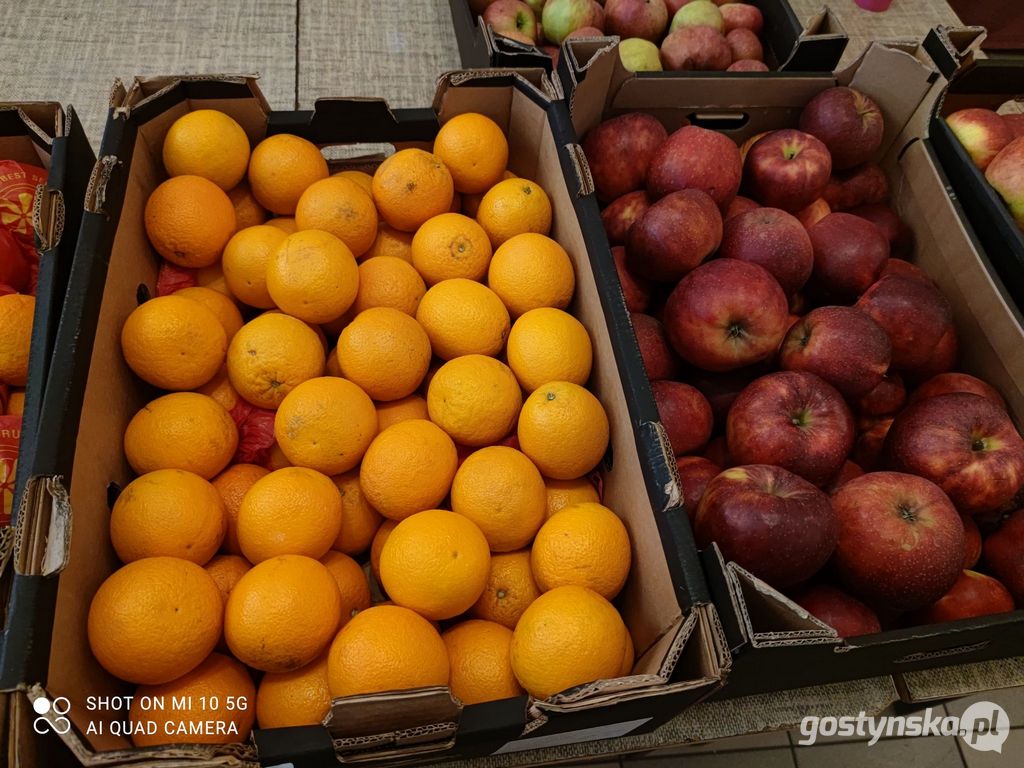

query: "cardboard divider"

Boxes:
[4, 72, 724, 766]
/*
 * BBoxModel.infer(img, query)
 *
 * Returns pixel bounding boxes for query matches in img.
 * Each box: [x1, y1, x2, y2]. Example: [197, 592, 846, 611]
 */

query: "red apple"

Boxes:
[647, 125, 742, 210]
[739, 131, 769, 164]
[852, 416, 892, 471]
[688, 364, 768, 425]
[745, 129, 832, 213]
[831, 472, 965, 611]
[703, 435, 735, 468]
[653, 380, 714, 455]
[727, 371, 854, 486]
[626, 189, 722, 281]
[669, 0, 723, 32]
[847, 203, 913, 259]
[983, 508, 1024, 605]
[631, 312, 682, 381]
[720, 2, 763, 33]
[879, 258, 930, 283]
[823, 164, 889, 211]
[855, 372, 906, 417]
[791, 584, 881, 637]
[779, 306, 891, 399]
[807, 213, 889, 301]
[824, 460, 865, 495]
[602, 190, 651, 245]
[664, 259, 789, 372]
[695, 464, 838, 588]
[796, 198, 831, 229]
[885, 393, 1024, 517]
[909, 372, 1008, 412]
[911, 570, 1015, 624]
[484, 0, 538, 41]
[726, 28, 762, 62]
[660, 26, 732, 72]
[566, 25, 605, 38]
[962, 513, 982, 569]
[724, 195, 759, 220]
[677, 456, 721, 521]
[612, 246, 652, 312]
[917, 325, 958, 382]
[589, 0, 606, 31]
[856, 274, 956, 373]
[583, 112, 669, 203]
[604, 0, 669, 41]
[985, 137, 1024, 227]
[947, 108, 1014, 171]
[800, 87, 884, 171]
[1003, 113, 1024, 140]
[727, 59, 769, 72]
[719, 207, 813, 297]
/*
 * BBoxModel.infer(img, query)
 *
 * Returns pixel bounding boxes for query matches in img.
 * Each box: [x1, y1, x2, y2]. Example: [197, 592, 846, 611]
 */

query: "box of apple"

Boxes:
[473, 0, 771, 73]
[582, 84, 1024, 636]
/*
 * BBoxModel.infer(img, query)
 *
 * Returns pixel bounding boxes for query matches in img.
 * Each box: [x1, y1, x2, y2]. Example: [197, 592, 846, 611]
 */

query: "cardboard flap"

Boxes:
[481, 22, 555, 71]
[776, 7, 848, 72]
[894, 657, 1024, 703]
[83, 155, 120, 216]
[13, 477, 70, 578]
[122, 73, 267, 113]
[923, 25, 987, 81]
[325, 687, 460, 745]
[437, 68, 559, 105]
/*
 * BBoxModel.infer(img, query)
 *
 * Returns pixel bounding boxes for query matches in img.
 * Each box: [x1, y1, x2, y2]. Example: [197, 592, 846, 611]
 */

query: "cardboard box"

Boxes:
[4, 71, 727, 765]
[928, 57, 1024, 316]
[563, 34, 1024, 699]
[450, 0, 847, 73]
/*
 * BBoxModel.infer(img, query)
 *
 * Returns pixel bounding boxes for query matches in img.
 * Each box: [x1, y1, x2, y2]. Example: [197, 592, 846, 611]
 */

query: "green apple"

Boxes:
[619, 38, 663, 72]
[542, 0, 594, 44]
[670, 0, 724, 33]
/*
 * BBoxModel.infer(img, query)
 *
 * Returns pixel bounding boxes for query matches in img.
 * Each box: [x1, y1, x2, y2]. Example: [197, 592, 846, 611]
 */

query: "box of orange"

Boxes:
[3, 73, 726, 766]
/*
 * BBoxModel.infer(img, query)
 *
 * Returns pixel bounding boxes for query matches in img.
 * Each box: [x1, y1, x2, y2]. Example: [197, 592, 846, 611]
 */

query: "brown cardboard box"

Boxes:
[8, 72, 725, 765]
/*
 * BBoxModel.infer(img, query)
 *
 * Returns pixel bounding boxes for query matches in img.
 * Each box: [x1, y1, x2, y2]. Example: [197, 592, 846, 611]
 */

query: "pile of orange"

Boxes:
[88, 108, 636, 746]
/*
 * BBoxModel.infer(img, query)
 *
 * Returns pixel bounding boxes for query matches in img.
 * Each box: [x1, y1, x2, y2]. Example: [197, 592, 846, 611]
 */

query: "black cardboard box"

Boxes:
[3, 71, 727, 766]
[450, 0, 847, 73]
[562, 34, 1024, 700]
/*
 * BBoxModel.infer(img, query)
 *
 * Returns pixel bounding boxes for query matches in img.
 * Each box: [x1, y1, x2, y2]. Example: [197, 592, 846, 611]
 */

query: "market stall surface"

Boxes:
[1, 1, 1019, 767]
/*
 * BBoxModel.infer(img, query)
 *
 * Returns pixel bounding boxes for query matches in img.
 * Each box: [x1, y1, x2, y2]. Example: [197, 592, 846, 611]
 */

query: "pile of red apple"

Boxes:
[584, 85, 1024, 637]
[472, 0, 770, 73]
[946, 107, 1024, 229]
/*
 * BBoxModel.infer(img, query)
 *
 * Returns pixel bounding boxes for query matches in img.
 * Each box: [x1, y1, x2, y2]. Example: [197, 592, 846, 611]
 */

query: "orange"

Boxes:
[506, 308, 592, 392]
[451, 447, 545, 552]
[124, 392, 238, 479]
[450, 192, 463, 213]
[225, 554, 342, 672]
[267, 230, 360, 324]
[376, 394, 428, 431]
[256, 653, 331, 729]
[476, 178, 552, 248]
[351, 256, 426, 316]
[427, 355, 522, 447]
[364, 224, 414, 262]
[144, 175, 236, 268]
[327, 604, 448, 697]
[336, 308, 431, 401]
[320, 550, 372, 628]
[237, 466, 343, 563]
[248, 133, 329, 215]
[110, 469, 226, 565]
[5, 389, 24, 416]
[332, 469, 383, 555]
[120, 295, 226, 390]
[197, 262, 231, 296]
[462, 191, 484, 219]
[518, 382, 609, 480]
[221, 225, 288, 309]
[411, 213, 493, 285]
[434, 113, 509, 194]
[470, 550, 540, 629]
[380, 509, 491, 620]
[227, 312, 326, 409]
[175, 285, 244, 341]
[621, 628, 635, 676]
[129, 653, 255, 746]
[274, 377, 377, 474]
[205, 554, 252, 606]
[415, 279, 510, 360]
[370, 519, 398, 584]
[196, 366, 239, 411]
[488, 233, 576, 318]
[334, 169, 374, 196]
[372, 148, 454, 232]
[265, 442, 293, 470]
[296, 176, 378, 257]
[359, 420, 458, 521]
[0, 294, 34, 386]
[212, 464, 269, 555]
[88, 557, 222, 685]
[266, 217, 298, 234]
[162, 109, 250, 190]
[228, 181, 268, 230]
[443, 620, 523, 705]
[545, 477, 600, 519]
[531, 502, 631, 599]
[511, 586, 627, 699]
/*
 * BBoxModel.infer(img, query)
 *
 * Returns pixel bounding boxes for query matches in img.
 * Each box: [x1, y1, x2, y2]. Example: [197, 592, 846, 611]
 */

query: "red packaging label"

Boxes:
[0, 160, 46, 250]
[0, 414, 21, 526]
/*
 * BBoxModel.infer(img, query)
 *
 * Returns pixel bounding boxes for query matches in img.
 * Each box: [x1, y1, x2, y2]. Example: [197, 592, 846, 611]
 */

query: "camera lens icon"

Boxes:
[32, 696, 72, 735]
